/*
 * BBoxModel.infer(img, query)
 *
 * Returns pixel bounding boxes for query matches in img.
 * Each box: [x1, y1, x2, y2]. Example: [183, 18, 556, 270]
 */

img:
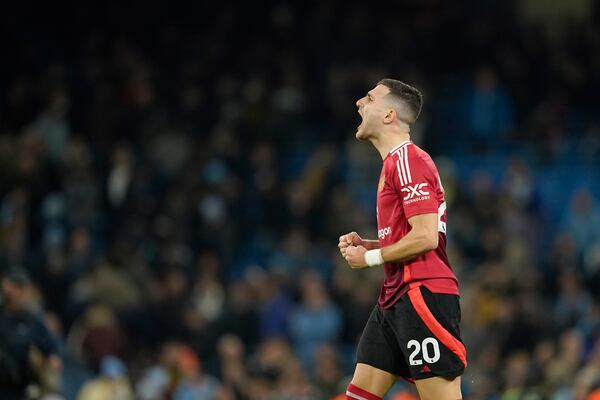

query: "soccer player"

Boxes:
[339, 79, 466, 400]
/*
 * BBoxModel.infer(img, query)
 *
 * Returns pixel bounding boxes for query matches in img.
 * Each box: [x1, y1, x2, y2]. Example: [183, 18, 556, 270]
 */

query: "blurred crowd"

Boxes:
[1, 1, 600, 399]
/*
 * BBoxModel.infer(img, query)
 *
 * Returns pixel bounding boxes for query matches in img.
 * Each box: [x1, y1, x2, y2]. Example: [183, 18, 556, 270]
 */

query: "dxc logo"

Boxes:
[402, 183, 429, 200]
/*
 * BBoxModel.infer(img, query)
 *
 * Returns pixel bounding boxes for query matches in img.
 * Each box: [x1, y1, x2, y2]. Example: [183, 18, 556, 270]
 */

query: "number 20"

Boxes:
[407, 338, 441, 365]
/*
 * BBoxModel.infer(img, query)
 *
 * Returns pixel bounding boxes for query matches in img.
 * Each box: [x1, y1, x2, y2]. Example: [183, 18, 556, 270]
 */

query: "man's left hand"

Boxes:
[344, 245, 369, 269]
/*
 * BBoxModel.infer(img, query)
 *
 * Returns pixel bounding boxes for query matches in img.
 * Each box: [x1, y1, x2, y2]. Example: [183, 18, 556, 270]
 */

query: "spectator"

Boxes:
[462, 67, 515, 148]
[173, 346, 223, 400]
[216, 335, 248, 399]
[0, 270, 62, 399]
[288, 272, 342, 367]
[136, 342, 185, 400]
[312, 344, 346, 398]
[77, 356, 133, 400]
[563, 190, 600, 253]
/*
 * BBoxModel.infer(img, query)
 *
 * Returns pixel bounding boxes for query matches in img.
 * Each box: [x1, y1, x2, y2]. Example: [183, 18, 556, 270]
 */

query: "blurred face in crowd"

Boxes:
[1, 278, 28, 310]
[355, 84, 395, 141]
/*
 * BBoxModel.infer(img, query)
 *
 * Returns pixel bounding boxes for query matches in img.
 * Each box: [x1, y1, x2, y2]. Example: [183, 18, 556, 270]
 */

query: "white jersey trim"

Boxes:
[388, 140, 411, 155]
[346, 391, 370, 400]
[392, 142, 412, 185]
[396, 160, 405, 186]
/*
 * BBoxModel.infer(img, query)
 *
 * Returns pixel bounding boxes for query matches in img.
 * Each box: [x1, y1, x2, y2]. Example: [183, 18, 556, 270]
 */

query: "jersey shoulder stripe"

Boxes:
[391, 142, 413, 186]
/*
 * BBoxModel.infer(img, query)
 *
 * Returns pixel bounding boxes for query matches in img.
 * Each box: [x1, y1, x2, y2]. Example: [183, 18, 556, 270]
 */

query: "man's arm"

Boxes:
[362, 239, 380, 250]
[344, 213, 438, 269]
[380, 213, 438, 263]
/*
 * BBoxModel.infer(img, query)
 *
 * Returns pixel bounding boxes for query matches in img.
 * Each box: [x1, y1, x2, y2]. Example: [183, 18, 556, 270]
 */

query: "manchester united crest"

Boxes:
[378, 175, 385, 192]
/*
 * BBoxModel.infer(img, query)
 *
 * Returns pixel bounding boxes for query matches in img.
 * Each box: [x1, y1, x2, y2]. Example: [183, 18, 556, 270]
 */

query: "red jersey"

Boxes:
[376, 141, 459, 309]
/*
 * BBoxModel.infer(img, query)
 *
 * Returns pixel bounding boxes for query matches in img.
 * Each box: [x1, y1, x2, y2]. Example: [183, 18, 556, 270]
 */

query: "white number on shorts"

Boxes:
[422, 337, 441, 363]
[407, 337, 441, 366]
[407, 339, 422, 365]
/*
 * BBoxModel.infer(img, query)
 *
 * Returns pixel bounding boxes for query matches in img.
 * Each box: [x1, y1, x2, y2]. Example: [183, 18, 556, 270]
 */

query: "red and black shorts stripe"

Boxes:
[356, 283, 466, 381]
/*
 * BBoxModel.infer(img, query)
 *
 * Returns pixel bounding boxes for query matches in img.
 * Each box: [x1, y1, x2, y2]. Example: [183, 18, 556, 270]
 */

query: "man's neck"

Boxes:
[371, 133, 411, 159]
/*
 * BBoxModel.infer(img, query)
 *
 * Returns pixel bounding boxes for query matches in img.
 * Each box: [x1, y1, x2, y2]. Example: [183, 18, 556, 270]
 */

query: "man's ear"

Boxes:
[383, 108, 395, 125]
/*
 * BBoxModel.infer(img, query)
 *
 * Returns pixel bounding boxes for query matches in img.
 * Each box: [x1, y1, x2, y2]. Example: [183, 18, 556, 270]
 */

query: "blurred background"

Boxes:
[1, 1, 600, 399]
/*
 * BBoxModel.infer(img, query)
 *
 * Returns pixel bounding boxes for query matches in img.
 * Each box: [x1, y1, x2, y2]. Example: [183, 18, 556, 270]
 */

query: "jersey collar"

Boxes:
[388, 140, 412, 155]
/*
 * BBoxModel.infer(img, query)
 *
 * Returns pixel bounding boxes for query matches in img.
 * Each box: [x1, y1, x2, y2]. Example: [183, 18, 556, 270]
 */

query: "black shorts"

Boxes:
[356, 284, 466, 381]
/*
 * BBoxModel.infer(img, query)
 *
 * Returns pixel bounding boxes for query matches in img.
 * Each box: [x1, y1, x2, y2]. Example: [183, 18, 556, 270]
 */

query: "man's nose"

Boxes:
[356, 98, 364, 108]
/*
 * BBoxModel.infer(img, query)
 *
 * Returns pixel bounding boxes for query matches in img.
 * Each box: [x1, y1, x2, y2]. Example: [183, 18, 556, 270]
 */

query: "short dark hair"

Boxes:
[377, 79, 423, 124]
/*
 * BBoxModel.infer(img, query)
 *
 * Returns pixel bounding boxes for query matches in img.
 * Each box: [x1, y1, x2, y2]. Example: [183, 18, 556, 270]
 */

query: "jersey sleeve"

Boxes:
[391, 146, 440, 219]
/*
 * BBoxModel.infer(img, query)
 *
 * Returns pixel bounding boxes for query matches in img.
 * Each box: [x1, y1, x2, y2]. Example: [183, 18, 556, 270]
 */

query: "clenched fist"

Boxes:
[338, 232, 369, 269]
[338, 232, 363, 257]
[344, 245, 369, 269]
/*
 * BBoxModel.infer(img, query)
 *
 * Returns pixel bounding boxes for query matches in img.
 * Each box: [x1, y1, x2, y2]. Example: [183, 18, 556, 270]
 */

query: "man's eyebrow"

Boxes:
[367, 93, 373, 100]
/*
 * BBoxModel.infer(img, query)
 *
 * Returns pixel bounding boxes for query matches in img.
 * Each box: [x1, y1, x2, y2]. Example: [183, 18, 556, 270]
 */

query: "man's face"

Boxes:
[355, 84, 391, 140]
[1, 279, 25, 307]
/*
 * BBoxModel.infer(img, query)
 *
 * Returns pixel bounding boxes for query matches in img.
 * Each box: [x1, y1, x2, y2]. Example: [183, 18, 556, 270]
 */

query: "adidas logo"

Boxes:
[419, 365, 431, 373]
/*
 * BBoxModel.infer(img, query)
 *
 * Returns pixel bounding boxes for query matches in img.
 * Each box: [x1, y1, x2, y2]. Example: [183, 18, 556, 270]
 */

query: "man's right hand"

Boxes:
[338, 232, 363, 256]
